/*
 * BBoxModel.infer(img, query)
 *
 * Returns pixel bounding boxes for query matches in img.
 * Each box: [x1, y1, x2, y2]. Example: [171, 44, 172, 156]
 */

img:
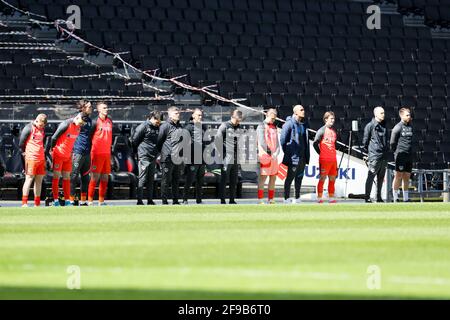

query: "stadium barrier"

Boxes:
[386, 168, 450, 202]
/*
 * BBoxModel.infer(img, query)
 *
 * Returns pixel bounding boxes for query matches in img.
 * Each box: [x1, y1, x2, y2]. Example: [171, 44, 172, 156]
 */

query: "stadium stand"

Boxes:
[0, 0, 450, 199]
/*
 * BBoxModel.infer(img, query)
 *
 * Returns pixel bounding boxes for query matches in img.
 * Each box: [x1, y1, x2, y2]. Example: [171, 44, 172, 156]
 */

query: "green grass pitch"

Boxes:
[1, 203, 450, 299]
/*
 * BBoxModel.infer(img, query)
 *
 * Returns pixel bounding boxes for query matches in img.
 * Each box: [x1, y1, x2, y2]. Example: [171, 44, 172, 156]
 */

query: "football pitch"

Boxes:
[1, 203, 450, 300]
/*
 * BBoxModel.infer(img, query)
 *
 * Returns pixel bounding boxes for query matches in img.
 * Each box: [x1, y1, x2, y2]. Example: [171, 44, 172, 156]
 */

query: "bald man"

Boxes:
[362, 106, 389, 203]
[280, 105, 310, 204]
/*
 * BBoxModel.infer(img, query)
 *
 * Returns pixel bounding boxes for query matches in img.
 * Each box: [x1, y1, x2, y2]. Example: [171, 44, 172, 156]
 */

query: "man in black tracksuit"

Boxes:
[215, 109, 243, 204]
[131, 111, 161, 205]
[183, 108, 207, 205]
[362, 106, 390, 203]
[390, 107, 414, 202]
[157, 106, 184, 205]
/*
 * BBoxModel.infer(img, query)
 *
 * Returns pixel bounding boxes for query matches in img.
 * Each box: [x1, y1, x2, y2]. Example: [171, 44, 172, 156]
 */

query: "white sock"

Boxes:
[403, 190, 409, 201]
[393, 189, 399, 201]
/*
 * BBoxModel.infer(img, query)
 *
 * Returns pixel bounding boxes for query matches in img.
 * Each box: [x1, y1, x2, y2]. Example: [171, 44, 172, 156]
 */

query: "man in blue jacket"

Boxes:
[280, 105, 310, 204]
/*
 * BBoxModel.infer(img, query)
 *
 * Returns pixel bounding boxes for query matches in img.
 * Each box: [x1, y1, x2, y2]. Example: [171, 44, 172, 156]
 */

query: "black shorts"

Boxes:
[395, 153, 413, 173]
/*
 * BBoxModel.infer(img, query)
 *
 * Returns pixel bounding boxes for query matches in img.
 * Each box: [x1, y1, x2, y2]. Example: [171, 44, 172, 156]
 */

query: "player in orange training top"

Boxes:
[313, 111, 338, 204]
[19, 114, 48, 207]
[88, 102, 113, 206]
[50, 113, 87, 206]
[256, 108, 280, 204]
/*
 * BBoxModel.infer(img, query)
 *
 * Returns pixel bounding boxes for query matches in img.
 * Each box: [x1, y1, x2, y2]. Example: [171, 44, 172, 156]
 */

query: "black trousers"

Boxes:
[219, 164, 239, 201]
[160, 162, 184, 202]
[70, 153, 91, 197]
[137, 157, 156, 202]
[183, 164, 205, 202]
[365, 159, 387, 200]
[284, 159, 306, 200]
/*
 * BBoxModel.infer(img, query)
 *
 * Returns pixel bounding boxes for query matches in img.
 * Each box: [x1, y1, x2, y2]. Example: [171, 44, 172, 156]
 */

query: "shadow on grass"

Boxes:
[0, 287, 442, 300]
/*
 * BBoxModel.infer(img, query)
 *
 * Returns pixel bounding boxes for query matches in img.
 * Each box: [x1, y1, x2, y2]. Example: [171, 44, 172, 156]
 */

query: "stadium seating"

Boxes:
[0, 124, 25, 198]
[106, 134, 137, 200]
[0, 0, 449, 172]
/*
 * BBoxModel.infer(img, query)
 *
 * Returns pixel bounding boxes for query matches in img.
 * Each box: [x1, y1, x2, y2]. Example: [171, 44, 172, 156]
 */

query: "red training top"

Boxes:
[20, 123, 45, 161]
[315, 126, 337, 162]
[91, 116, 113, 155]
[52, 120, 81, 160]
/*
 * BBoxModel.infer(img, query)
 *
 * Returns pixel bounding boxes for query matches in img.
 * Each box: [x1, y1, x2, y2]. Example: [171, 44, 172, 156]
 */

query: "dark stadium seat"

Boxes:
[317, 95, 333, 108]
[304, 83, 321, 95]
[309, 72, 324, 83]
[0, 132, 24, 199]
[295, 94, 314, 109]
[270, 82, 286, 95]
[247, 93, 266, 107]
[1, 0, 450, 174]
[109, 134, 137, 200]
[274, 71, 291, 83]
[282, 93, 300, 108]
[350, 95, 367, 109]
[321, 83, 338, 95]
[284, 82, 303, 95]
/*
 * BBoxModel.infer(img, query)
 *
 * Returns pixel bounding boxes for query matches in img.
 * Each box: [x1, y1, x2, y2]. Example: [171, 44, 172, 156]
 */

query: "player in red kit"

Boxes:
[88, 102, 113, 206]
[256, 108, 280, 204]
[50, 113, 87, 206]
[313, 112, 338, 204]
[19, 114, 48, 207]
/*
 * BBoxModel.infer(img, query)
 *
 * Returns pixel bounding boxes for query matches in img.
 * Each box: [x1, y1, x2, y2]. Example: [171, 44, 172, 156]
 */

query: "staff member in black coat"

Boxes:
[362, 106, 390, 203]
[215, 109, 243, 204]
[390, 107, 414, 202]
[157, 106, 184, 205]
[131, 111, 162, 205]
[183, 108, 207, 205]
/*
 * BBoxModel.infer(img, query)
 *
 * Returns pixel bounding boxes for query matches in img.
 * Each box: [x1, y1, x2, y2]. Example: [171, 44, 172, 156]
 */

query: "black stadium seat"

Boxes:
[109, 135, 137, 200]
[0, 0, 450, 174]
[0, 132, 24, 199]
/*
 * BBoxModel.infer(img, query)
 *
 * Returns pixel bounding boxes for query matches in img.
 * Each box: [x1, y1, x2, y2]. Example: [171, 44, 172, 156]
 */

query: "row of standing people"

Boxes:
[20, 101, 113, 207]
[122, 104, 414, 205]
[257, 105, 414, 204]
[131, 106, 243, 205]
[131, 105, 307, 205]
[18, 103, 413, 207]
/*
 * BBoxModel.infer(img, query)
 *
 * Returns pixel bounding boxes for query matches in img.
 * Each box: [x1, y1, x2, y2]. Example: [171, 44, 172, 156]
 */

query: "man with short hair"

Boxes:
[19, 114, 48, 207]
[88, 102, 113, 206]
[256, 108, 280, 205]
[215, 109, 243, 204]
[50, 113, 86, 206]
[363, 106, 389, 203]
[157, 106, 184, 205]
[313, 111, 338, 204]
[131, 111, 161, 205]
[390, 107, 414, 202]
[70, 100, 93, 205]
[183, 108, 207, 205]
[280, 105, 310, 204]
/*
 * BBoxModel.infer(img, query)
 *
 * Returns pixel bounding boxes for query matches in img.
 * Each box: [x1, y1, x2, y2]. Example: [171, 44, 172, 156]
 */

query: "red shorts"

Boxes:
[259, 154, 279, 176]
[91, 154, 111, 174]
[25, 159, 46, 176]
[319, 161, 338, 177]
[53, 156, 72, 173]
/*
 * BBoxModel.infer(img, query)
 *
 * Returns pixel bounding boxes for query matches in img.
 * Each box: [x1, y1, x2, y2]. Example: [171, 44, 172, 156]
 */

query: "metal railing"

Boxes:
[386, 168, 450, 202]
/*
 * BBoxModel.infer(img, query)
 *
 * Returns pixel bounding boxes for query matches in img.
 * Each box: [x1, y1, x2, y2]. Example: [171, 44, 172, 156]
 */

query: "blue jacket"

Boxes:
[280, 116, 310, 166]
[72, 116, 93, 155]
